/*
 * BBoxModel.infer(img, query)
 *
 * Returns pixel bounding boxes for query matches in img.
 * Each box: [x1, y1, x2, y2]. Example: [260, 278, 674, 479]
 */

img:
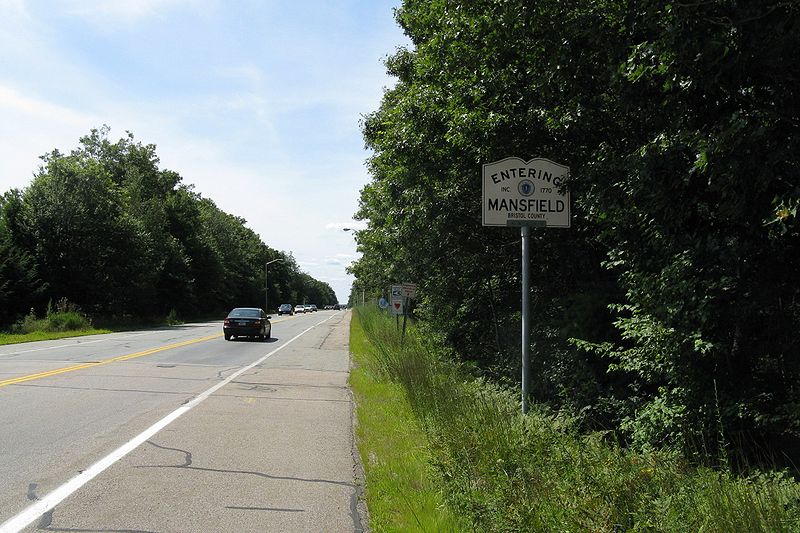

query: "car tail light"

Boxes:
[253, 319, 262, 326]
[224, 318, 230, 326]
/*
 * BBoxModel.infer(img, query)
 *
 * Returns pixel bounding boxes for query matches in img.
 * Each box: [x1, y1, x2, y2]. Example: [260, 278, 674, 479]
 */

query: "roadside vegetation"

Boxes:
[0, 298, 203, 346]
[352, 306, 800, 532]
[350, 307, 464, 532]
[0, 298, 109, 345]
[350, 0, 800, 482]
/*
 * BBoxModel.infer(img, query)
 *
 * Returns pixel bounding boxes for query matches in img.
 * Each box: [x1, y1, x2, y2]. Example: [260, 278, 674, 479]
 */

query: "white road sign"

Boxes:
[401, 282, 417, 299]
[482, 157, 571, 227]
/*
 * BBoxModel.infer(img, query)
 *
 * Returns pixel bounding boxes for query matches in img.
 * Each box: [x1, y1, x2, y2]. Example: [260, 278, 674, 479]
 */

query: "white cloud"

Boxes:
[325, 253, 359, 266]
[0, 85, 98, 125]
[325, 221, 368, 231]
[61, 0, 213, 24]
[0, 85, 102, 189]
[214, 64, 267, 88]
[0, 0, 29, 16]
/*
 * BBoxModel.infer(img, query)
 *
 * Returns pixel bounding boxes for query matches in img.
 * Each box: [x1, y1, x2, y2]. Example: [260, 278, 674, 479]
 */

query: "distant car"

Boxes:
[294, 304, 306, 314]
[278, 303, 294, 316]
[223, 307, 271, 341]
[309, 304, 318, 312]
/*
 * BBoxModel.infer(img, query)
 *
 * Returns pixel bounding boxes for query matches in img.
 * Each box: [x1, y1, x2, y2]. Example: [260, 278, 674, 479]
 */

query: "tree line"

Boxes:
[0, 127, 337, 327]
[350, 0, 800, 467]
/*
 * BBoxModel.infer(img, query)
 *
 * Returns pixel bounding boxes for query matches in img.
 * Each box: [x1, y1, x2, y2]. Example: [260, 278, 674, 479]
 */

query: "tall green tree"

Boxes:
[575, 0, 800, 459]
[354, 0, 800, 463]
[18, 148, 152, 314]
[0, 191, 46, 324]
[1, 127, 337, 325]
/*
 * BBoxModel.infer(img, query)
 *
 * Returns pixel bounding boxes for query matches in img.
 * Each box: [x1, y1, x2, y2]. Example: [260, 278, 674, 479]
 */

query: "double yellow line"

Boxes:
[0, 333, 222, 389]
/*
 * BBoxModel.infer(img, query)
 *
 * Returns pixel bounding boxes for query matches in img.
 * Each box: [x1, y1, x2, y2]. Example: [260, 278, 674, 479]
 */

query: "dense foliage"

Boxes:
[353, 307, 800, 532]
[351, 1, 800, 465]
[0, 127, 336, 327]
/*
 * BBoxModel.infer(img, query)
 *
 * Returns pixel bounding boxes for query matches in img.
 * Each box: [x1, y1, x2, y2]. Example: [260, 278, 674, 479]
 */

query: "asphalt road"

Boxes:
[0, 310, 365, 533]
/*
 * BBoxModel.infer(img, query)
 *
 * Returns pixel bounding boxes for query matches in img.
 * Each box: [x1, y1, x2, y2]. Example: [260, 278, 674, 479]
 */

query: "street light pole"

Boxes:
[342, 227, 365, 306]
[265, 258, 283, 313]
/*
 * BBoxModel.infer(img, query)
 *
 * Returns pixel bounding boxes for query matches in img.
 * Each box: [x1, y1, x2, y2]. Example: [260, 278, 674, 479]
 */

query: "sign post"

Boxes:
[521, 224, 531, 413]
[482, 157, 570, 413]
[400, 282, 416, 344]
[390, 283, 417, 343]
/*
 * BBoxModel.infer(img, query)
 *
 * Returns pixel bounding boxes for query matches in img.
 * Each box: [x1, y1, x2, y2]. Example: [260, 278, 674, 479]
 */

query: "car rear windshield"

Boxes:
[228, 309, 261, 318]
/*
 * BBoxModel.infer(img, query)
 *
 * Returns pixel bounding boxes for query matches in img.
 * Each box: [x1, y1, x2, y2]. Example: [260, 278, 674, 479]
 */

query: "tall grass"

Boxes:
[350, 306, 465, 532]
[354, 306, 800, 532]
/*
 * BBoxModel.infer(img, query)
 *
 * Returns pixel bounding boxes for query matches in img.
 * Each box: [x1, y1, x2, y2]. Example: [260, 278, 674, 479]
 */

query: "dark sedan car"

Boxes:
[277, 303, 294, 315]
[223, 307, 271, 341]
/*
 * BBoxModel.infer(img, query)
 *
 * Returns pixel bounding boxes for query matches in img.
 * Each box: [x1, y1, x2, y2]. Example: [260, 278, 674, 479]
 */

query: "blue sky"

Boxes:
[0, 0, 408, 302]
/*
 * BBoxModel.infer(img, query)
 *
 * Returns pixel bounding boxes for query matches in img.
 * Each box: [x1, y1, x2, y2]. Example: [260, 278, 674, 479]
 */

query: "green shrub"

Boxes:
[11, 302, 91, 333]
[165, 308, 181, 326]
[46, 311, 90, 331]
[11, 308, 45, 334]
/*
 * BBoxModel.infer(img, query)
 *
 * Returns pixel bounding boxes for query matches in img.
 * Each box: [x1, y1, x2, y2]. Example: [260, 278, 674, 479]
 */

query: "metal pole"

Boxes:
[401, 296, 409, 345]
[521, 225, 531, 414]
[265, 258, 282, 313]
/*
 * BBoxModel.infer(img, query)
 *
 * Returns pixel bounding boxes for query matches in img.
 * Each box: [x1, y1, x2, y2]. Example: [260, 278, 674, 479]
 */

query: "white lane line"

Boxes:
[0, 315, 335, 533]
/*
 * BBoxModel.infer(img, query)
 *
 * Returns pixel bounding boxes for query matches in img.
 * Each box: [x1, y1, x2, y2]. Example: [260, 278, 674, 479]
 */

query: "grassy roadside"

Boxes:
[0, 308, 111, 345]
[0, 304, 216, 346]
[351, 306, 800, 532]
[0, 328, 112, 345]
[349, 307, 465, 532]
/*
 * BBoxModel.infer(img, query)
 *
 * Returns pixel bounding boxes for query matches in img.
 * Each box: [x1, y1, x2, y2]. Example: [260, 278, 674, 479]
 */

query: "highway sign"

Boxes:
[401, 282, 417, 299]
[390, 285, 403, 299]
[390, 284, 403, 316]
[482, 157, 571, 227]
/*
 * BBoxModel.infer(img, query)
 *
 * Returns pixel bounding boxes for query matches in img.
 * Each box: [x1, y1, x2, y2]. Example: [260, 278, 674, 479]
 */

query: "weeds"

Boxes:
[0, 299, 108, 345]
[353, 306, 800, 532]
[12, 299, 91, 334]
[166, 308, 182, 326]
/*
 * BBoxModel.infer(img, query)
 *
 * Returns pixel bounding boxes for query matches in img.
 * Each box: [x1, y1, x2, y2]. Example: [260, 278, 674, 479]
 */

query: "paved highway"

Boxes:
[0, 310, 364, 532]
